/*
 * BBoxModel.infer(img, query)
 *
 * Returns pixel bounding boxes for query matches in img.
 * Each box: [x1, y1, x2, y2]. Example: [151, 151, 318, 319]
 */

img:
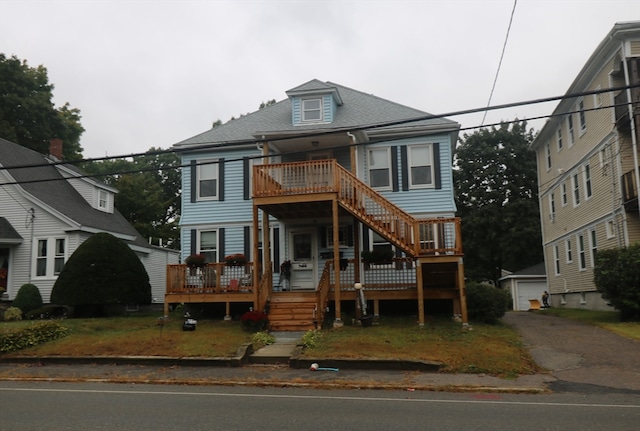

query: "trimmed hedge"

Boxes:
[0, 321, 69, 353]
[12, 283, 43, 315]
[594, 243, 640, 321]
[465, 281, 511, 324]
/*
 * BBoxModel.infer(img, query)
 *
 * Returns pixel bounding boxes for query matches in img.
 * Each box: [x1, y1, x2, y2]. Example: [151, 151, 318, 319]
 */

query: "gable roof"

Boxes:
[0, 138, 146, 246]
[499, 262, 547, 281]
[0, 217, 22, 243]
[175, 79, 459, 148]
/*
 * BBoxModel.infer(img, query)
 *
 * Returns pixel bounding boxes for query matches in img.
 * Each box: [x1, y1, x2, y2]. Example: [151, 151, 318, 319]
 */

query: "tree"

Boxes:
[51, 233, 151, 316]
[594, 243, 640, 321]
[0, 53, 84, 160]
[82, 148, 181, 248]
[12, 283, 43, 315]
[454, 121, 543, 284]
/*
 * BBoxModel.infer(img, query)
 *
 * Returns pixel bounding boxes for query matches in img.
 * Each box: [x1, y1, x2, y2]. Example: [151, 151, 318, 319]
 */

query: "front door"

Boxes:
[289, 229, 316, 291]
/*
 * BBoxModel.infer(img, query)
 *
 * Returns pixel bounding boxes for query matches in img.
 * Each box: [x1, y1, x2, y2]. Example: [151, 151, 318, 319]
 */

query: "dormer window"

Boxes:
[302, 98, 323, 122]
[98, 190, 108, 209]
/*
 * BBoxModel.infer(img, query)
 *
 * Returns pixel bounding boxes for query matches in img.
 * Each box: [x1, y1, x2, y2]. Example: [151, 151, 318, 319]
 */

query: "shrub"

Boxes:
[0, 321, 69, 353]
[51, 232, 151, 316]
[594, 243, 640, 321]
[301, 329, 323, 349]
[251, 331, 275, 349]
[465, 281, 510, 324]
[12, 283, 43, 315]
[240, 310, 269, 332]
[25, 304, 71, 320]
[4, 306, 22, 321]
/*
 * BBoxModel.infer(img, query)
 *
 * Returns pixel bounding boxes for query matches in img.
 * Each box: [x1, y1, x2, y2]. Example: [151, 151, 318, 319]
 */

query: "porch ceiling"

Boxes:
[258, 200, 351, 221]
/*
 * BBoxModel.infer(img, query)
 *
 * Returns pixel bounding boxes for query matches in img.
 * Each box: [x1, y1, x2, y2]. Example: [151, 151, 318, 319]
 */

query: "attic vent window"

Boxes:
[302, 98, 322, 122]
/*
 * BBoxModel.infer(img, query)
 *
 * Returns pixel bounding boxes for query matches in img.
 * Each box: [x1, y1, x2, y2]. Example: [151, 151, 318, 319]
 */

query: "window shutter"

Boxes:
[218, 228, 225, 262]
[244, 226, 251, 258]
[347, 224, 354, 247]
[391, 146, 399, 192]
[362, 225, 370, 249]
[190, 229, 197, 255]
[190, 160, 197, 203]
[273, 227, 280, 273]
[218, 158, 225, 201]
[243, 157, 250, 200]
[433, 143, 441, 190]
[400, 146, 409, 191]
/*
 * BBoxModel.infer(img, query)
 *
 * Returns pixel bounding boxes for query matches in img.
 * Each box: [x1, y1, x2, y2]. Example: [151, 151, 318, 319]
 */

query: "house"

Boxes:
[167, 79, 466, 330]
[499, 262, 548, 311]
[531, 21, 640, 310]
[0, 138, 179, 306]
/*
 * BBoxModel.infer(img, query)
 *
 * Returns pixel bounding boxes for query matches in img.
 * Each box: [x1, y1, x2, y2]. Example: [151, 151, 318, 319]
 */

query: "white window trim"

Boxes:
[553, 245, 560, 276]
[301, 98, 323, 123]
[197, 159, 219, 201]
[368, 147, 393, 190]
[577, 233, 586, 271]
[33, 236, 67, 279]
[556, 127, 563, 152]
[578, 97, 587, 136]
[548, 192, 555, 222]
[565, 238, 573, 263]
[593, 85, 602, 108]
[567, 114, 575, 147]
[197, 229, 219, 263]
[545, 143, 552, 171]
[572, 173, 581, 207]
[96, 189, 111, 213]
[606, 219, 615, 239]
[589, 228, 597, 268]
[583, 163, 592, 200]
[408, 144, 435, 189]
[561, 182, 568, 207]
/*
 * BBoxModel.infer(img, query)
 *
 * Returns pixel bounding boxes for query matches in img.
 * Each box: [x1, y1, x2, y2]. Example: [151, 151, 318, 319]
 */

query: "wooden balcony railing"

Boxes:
[166, 263, 253, 295]
[254, 159, 463, 257]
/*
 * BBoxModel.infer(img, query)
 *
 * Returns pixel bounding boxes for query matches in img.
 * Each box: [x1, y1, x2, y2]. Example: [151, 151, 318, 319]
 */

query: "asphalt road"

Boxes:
[1, 381, 639, 431]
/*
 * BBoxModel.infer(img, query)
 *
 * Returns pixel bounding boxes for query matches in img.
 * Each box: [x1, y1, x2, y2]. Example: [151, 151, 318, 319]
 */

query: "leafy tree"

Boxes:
[51, 232, 151, 316]
[0, 53, 84, 160]
[83, 149, 181, 248]
[594, 243, 640, 321]
[454, 121, 543, 284]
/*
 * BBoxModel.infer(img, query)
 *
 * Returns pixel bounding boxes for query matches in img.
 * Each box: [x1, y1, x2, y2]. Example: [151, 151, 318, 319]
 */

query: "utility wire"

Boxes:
[481, 0, 518, 126]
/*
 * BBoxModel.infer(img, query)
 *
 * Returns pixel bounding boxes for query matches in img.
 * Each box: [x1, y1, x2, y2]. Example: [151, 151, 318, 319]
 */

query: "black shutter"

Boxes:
[218, 158, 225, 201]
[391, 146, 399, 192]
[273, 227, 280, 273]
[433, 143, 441, 189]
[190, 229, 197, 255]
[347, 223, 354, 247]
[400, 146, 409, 191]
[190, 160, 197, 203]
[243, 157, 250, 200]
[218, 228, 225, 262]
[244, 226, 251, 259]
[362, 225, 370, 250]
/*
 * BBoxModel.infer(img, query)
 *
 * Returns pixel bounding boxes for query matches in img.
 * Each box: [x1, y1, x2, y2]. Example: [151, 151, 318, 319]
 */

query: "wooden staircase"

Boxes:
[267, 293, 318, 331]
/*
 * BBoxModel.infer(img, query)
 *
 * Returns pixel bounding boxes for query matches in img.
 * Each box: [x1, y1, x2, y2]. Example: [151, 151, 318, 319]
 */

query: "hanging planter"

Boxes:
[185, 254, 206, 268]
[225, 253, 247, 266]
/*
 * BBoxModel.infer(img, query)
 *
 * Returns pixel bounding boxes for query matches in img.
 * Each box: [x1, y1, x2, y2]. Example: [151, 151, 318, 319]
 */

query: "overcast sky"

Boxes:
[1, 0, 639, 159]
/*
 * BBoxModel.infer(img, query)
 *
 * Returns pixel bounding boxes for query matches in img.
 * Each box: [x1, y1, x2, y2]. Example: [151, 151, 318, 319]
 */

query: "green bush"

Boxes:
[465, 281, 510, 324]
[51, 232, 151, 316]
[301, 329, 323, 349]
[251, 331, 275, 349]
[12, 283, 43, 315]
[0, 321, 69, 353]
[3, 306, 22, 321]
[594, 243, 640, 321]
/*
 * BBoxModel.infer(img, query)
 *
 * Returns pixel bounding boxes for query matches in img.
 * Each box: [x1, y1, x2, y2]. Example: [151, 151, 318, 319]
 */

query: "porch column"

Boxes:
[458, 258, 469, 324]
[252, 203, 260, 308]
[416, 259, 425, 326]
[262, 209, 272, 294]
[353, 217, 361, 283]
[332, 197, 342, 327]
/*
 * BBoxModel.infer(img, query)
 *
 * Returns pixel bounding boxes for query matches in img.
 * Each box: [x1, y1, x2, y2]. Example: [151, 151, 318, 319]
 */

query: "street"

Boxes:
[1, 381, 639, 431]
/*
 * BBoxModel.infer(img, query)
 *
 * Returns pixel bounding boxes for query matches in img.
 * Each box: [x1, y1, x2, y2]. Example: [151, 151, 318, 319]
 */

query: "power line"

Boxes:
[481, 0, 518, 126]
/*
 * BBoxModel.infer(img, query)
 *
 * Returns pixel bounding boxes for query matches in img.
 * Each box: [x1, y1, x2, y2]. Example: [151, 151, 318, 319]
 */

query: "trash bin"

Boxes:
[359, 315, 373, 327]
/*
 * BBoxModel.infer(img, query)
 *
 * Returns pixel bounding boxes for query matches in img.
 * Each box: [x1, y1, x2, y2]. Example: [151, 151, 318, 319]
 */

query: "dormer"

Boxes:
[286, 80, 343, 126]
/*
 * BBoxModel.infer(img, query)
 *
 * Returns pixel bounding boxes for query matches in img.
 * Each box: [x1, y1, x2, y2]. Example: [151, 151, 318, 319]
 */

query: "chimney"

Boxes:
[49, 138, 63, 160]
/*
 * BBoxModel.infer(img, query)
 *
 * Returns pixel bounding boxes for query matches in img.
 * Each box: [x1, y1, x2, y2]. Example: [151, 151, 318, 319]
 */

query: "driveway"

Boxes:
[503, 311, 640, 393]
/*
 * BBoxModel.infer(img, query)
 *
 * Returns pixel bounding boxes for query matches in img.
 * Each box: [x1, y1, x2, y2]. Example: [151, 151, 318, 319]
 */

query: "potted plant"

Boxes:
[280, 260, 291, 279]
[185, 254, 206, 268]
[225, 253, 247, 266]
[361, 249, 394, 265]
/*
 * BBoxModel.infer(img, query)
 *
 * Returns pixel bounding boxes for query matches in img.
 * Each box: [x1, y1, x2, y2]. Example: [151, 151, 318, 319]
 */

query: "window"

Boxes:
[408, 145, 433, 187]
[578, 233, 586, 270]
[371, 231, 393, 266]
[565, 238, 573, 263]
[549, 192, 555, 221]
[35, 237, 66, 277]
[599, 144, 610, 174]
[98, 190, 108, 210]
[302, 98, 322, 122]
[557, 128, 563, 151]
[198, 160, 219, 199]
[568, 115, 575, 146]
[593, 85, 602, 108]
[553, 245, 560, 275]
[589, 229, 597, 267]
[368, 148, 391, 188]
[545, 143, 552, 170]
[561, 183, 568, 206]
[572, 173, 581, 206]
[584, 163, 592, 199]
[606, 219, 615, 239]
[578, 98, 587, 134]
[199, 230, 218, 263]
[327, 225, 351, 247]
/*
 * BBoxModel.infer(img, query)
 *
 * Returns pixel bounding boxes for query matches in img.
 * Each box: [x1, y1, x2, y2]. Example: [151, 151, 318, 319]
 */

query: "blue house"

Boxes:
[166, 80, 467, 329]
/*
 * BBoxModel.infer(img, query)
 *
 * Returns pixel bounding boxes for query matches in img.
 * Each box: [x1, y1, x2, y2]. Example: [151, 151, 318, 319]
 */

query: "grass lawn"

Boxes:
[540, 308, 640, 341]
[1, 312, 540, 377]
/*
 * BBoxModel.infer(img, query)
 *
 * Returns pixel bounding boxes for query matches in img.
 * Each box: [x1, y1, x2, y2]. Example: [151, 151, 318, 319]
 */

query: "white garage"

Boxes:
[499, 263, 548, 311]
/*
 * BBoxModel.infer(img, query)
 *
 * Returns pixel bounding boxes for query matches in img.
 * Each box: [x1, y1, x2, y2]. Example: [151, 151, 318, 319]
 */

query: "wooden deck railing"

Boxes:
[254, 160, 463, 257]
[329, 258, 418, 292]
[166, 263, 254, 294]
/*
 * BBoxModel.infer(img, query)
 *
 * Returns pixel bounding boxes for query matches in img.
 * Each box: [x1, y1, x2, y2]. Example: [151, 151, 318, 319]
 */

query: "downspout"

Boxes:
[621, 43, 640, 224]
[27, 208, 35, 285]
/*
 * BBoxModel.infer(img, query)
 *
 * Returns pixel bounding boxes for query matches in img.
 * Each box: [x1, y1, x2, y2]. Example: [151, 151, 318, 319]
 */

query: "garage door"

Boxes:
[516, 281, 548, 311]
